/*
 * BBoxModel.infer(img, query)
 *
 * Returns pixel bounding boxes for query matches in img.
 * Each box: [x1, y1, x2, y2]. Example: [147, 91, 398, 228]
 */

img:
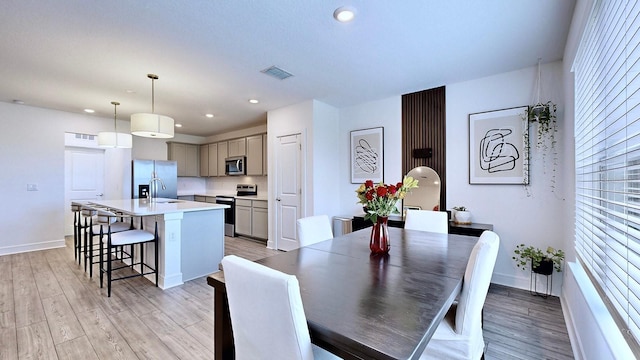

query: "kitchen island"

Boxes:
[82, 198, 229, 289]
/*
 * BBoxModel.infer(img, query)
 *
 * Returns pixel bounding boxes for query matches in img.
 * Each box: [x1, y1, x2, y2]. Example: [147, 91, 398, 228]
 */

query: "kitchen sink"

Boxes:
[153, 199, 184, 204]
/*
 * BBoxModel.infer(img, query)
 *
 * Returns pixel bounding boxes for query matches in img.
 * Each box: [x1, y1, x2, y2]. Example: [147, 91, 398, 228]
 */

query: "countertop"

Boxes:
[178, 192, 268, 201]
[77, 198, 229, 216]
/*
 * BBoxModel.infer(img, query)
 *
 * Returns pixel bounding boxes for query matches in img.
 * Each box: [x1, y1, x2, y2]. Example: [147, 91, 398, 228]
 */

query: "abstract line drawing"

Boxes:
[351, 127, 384, 183]
[354, 139, 379, 174]
[479, 128, 520, 173]
[469, 106, 528, 184]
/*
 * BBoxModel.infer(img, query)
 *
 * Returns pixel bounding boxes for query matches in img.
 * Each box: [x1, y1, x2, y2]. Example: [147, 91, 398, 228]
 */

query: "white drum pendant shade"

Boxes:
[131, 113, 174, 138]
[98, 131, 133, 148]
[98, 100, 133, 148]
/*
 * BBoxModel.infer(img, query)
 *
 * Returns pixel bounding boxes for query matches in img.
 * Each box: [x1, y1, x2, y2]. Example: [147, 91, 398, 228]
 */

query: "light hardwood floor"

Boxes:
[0, 236, 573, 359]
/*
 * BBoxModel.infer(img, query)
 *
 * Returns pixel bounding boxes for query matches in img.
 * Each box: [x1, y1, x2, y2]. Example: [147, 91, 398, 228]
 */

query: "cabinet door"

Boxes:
[168, 143, 187, 176]
[228, 138, 246, 157]
[217, 141, 228, 176]
[246, 135, 263, 176]
[208, 143, 218, 176]
[252, 202, 268, 239]
[263, 133, 268, 176]
[185, 144, 199, 177]
[235, 205, 252, 236]
[200, 144, 209, 177]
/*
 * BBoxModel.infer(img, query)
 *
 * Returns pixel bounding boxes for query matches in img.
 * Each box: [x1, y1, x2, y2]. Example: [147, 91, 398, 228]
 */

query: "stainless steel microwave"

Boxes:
[225, 156, 246, 175]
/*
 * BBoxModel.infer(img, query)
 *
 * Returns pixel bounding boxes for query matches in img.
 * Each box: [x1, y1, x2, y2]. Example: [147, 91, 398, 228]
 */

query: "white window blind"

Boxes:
[575, 0, 640, 344]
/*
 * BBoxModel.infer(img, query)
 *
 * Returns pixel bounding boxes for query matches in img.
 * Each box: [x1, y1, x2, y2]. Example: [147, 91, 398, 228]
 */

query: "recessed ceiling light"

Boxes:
[333, 6, 356, 22]
[84, 109, 95, 113]
[175, 123, 182, 128]
[249, 99, 259, 104]
[125, 89, 136, 94]
[205, 114, 214, 118]
[12, 99, 24, 105]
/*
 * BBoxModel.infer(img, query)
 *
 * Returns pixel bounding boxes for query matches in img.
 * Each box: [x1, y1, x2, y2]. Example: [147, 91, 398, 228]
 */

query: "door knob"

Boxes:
[97, 193, 103, 197]
[276, 198, 281, 201]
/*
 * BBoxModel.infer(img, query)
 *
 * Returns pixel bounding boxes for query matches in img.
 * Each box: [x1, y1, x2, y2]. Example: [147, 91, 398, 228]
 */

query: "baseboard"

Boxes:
[491, 270, 563, 296]
[560, 284, 584, 360]
[0, 239, 66, 256]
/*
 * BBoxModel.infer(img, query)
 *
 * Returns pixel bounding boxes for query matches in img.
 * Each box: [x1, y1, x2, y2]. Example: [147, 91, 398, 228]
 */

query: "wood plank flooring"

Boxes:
[0, 236, 573, 359]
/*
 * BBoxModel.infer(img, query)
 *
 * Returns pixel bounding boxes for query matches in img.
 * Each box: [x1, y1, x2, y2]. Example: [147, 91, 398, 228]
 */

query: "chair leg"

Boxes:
[140, 242, 145, 275]
[107, 239, 112, 297]
[99, 233, 104, 288]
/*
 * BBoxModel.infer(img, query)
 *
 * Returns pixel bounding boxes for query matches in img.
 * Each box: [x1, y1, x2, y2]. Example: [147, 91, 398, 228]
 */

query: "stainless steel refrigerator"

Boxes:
[131, 159, 178, 199]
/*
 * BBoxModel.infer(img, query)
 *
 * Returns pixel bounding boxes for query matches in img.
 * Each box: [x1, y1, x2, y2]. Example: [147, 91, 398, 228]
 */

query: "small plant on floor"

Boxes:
[513, 244, 565, 273]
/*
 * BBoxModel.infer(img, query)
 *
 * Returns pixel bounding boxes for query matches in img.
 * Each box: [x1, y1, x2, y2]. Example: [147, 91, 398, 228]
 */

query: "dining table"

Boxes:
[207, 226, 479, 360]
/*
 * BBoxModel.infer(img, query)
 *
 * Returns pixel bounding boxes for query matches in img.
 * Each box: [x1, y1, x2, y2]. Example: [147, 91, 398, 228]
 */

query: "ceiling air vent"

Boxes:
[260, 66, 294, 80]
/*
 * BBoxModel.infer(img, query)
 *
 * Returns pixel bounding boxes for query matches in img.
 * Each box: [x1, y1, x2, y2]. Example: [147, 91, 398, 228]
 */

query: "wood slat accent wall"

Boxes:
[402, 86, 446, 210]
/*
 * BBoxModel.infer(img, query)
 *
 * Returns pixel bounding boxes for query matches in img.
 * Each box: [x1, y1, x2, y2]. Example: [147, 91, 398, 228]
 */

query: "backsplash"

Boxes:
[206, 176, 268, 196]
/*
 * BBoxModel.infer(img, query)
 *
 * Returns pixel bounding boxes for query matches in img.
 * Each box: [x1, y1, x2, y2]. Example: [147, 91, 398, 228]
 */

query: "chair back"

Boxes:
[455, 231, 499, 334]
[404, 210, 448, 233]
[221, 255, 314, 360]
[297, 215, 333, 247]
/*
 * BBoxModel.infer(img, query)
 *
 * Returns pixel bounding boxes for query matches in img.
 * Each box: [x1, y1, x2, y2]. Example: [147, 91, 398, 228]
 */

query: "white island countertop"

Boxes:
[86, 198, 229, 216]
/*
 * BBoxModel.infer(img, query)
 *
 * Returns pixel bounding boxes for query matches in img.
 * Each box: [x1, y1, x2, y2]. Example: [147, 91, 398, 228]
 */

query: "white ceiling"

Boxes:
[0, 0, 576, 137]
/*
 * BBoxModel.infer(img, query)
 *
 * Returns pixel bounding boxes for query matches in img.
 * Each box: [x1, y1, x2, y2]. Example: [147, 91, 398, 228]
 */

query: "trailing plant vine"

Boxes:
[527, 101, 558, 193]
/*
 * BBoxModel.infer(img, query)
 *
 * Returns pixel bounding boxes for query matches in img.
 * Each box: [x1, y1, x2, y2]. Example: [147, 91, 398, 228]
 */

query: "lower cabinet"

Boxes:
[235, 199, 268, 240]
[235, 199, 252, 236]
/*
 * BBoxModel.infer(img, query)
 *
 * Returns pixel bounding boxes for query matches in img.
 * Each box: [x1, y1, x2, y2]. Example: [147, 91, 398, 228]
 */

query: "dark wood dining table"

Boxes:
[207, 227, 478, 360]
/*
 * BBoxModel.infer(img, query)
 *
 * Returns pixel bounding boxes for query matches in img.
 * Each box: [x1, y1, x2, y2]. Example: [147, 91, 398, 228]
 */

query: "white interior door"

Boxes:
[275, 134, 302, 251]
[64, 148, 105, 235]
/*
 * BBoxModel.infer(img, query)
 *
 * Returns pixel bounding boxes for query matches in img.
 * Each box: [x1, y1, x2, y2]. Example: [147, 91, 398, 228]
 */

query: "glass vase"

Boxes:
[370, 216, 390, 254]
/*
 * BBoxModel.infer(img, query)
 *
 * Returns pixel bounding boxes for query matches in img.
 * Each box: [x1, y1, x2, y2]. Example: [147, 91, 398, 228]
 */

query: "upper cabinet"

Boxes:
[197, 133, 266, 177]
[168, 142, 199, 177]
[246, 135, 263, 176]
[228, 138, 246, 157]
[200, 144, 209, 176]
[217, 141, 228, 177]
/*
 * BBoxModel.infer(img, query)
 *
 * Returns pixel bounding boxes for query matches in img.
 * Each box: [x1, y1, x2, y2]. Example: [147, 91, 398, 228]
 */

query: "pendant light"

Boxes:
[131, 74, 174, 138]
[98, 101, 133, 148]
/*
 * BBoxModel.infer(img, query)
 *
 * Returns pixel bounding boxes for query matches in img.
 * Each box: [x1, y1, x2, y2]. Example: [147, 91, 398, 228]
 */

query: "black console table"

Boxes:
[352, 215, 493, 238]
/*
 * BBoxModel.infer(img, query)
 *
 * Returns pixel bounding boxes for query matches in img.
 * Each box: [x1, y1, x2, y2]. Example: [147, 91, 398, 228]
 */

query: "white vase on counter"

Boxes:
[454, 210, 472, 224]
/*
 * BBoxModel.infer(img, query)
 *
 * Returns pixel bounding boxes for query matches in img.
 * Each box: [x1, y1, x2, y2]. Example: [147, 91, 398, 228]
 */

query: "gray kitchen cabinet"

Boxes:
[228, 138, 246, 157]
[178, 195, 195, 201]
[208, 143, 218, 176]
[217, 141, 228, 176]
[168, 142, 199, 177]
[200, 144, 209, 176]
[194, 195, 207, 202]
[246, 135, 263, 176]
[235, 198, 252, 236]
[251, 200, 268, 239]
[235, 198, 268, 240]
[263, 133, 267, 176]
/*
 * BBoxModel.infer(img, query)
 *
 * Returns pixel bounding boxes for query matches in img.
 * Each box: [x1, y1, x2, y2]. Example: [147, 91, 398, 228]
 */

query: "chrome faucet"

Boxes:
[148, 171, 166, 202]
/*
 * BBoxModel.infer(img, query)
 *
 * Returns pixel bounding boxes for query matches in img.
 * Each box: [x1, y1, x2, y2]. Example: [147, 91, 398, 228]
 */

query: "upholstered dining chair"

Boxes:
[297, 215, 333, 247]
[221, 255, 341, 360]
[420, 230, 500, 360]
[404, 210, 449, 234]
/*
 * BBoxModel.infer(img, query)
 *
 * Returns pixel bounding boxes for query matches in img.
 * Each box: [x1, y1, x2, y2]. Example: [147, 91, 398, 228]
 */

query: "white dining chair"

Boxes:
[420, 230, 499, 360]
[221, 255, 341, 360]
[404, 210, 449, 234]
[297, 215, 333, 247]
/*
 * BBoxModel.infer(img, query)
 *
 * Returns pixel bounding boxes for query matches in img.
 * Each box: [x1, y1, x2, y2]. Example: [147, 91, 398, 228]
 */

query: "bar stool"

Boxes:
[77, 206, 98, 266]
[70, 203, 83, 262]
[84, 207, 133, 278]
[99, 213, 158, 297]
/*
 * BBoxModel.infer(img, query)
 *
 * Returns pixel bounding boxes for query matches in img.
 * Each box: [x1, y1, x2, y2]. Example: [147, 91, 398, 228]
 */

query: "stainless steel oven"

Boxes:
[215, 196, 236, 237]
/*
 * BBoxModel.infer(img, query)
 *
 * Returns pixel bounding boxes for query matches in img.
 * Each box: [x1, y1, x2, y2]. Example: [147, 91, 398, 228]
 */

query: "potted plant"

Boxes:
[513, 244, 565, 275]
[452, 206, 471, 224]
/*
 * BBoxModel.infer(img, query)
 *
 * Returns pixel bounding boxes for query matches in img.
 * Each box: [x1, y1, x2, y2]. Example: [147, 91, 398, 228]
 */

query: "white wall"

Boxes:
[337, 96, 403, 216]
[446, 61, 567, 294]
[0, 102, 132, 254]
[312, 101, 340, 216]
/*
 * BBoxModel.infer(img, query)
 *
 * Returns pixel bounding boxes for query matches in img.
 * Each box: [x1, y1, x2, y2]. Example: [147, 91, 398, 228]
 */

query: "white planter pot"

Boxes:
[454, 211, 472, 224]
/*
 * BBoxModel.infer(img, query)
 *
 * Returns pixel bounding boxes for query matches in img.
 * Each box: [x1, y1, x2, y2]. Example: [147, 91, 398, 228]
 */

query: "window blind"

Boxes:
[574, 0, 640, 344]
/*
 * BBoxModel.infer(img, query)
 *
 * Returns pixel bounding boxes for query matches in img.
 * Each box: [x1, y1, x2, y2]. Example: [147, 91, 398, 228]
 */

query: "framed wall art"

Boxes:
[469, 106, 529, 184]
[350, 127, 384, 184]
